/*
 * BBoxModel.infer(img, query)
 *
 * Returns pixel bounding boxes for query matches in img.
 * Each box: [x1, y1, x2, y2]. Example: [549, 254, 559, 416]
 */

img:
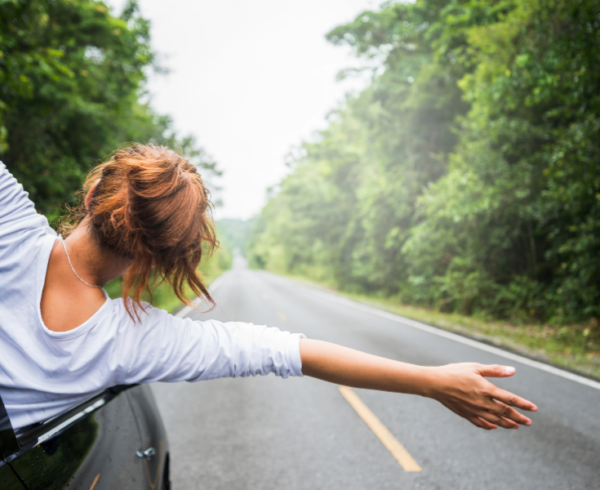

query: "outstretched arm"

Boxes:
[300, 338, 537, 430]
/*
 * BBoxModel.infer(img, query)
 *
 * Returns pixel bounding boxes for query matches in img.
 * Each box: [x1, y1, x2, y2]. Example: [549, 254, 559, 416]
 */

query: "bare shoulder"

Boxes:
[41, 241, 107, 333]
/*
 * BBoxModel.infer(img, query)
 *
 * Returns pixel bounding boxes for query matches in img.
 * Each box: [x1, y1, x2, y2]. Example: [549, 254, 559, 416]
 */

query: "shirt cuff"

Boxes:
[286, 332, 306, 378]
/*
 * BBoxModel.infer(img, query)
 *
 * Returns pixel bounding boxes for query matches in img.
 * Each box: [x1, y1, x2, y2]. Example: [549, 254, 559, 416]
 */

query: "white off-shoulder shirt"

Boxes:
[0, 163, 304, 430]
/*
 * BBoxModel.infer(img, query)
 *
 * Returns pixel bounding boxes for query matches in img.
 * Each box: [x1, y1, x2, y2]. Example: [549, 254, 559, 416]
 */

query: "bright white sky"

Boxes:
[108, 0, 376, 219]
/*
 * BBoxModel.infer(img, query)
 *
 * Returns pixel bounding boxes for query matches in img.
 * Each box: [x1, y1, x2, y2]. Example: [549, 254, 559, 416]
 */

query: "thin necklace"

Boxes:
[60, 237, 102, 289]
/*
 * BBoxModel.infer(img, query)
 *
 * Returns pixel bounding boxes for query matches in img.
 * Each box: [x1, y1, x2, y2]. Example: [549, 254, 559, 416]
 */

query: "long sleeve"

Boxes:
[0, 163, 55, 319]
[0, 162, 51, 236]
[117, 305, 305, 385]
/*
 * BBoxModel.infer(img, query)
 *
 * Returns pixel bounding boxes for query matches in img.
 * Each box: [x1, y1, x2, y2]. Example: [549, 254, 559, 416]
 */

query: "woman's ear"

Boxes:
[84, 179, 101, 211]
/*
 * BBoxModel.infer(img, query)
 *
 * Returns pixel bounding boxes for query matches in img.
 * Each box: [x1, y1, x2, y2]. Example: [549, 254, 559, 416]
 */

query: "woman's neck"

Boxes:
[64, 218, 131, 287]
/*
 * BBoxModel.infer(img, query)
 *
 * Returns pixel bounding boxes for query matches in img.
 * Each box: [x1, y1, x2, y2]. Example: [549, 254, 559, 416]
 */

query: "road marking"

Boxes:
[176, 273, 228, 318]
[89, 473, 100, 490]
[298, 283, 600, 391]
[339, 386, 422, 472]
[277, 311, 287, 322]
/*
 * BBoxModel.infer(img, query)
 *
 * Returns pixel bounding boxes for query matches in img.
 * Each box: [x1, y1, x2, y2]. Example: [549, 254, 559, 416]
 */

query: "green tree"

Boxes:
[404, 0, 600, 322]
[250, 0, 600, 326]
[0, 0, 219, 219]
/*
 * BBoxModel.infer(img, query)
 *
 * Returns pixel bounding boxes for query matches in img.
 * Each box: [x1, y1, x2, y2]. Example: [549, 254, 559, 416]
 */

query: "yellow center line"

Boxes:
[88, 473, 100, 490]
[277, 311, 287, 322]
[338, 386, 422, 472]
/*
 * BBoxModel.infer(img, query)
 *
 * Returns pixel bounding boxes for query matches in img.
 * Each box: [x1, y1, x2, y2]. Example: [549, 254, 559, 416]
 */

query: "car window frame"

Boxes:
[0, 385, 136, 468]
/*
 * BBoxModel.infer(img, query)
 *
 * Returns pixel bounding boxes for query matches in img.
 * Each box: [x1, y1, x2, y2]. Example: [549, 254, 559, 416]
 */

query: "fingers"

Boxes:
[467, 415, 497, 430]
[477, 364, 516, 378]
[492, 387, 538, 412]
[474, 409, 519, 429]
[476, 364, 538, 413]
[484, 399, 533, 426]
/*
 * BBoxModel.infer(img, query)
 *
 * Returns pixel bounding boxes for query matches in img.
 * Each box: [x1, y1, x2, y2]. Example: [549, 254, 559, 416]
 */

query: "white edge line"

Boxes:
[175, 272, 228, 319]
[297, 283, 600, 391]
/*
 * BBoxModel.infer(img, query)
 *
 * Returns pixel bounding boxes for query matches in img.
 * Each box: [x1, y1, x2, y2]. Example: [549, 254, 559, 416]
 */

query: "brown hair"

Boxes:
[60, 144, 217, 319]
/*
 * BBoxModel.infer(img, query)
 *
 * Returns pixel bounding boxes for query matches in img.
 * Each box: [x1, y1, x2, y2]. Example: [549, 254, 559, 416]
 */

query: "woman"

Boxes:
[0, 144, 536, 434]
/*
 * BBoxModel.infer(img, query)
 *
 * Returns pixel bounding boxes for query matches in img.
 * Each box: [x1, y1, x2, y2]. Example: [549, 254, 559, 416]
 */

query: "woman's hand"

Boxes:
[422, 363, 538, 430]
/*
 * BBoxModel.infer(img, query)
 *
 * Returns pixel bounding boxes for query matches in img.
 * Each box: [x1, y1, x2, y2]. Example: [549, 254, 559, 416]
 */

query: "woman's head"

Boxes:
[61, 144, 216, 319]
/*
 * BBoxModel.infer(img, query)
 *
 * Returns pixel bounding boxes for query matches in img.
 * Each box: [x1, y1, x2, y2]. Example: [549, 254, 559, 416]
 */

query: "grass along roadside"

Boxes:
[286, 275, 600, 380]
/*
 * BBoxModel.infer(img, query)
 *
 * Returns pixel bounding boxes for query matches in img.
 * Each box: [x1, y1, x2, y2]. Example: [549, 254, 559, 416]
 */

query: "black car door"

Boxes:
[0, 400, 26, 490]
[0, 464, 24, 490]
[3, 388, 153, 490]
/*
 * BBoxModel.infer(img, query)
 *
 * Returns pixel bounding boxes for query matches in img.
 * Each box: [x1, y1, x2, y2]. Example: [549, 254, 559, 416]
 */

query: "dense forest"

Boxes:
[248, 0, 600, 326]
[0, 0, 220, 220]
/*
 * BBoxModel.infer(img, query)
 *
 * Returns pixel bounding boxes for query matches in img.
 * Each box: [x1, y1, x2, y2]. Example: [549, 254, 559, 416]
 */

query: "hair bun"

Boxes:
[65, 144, 217, 320]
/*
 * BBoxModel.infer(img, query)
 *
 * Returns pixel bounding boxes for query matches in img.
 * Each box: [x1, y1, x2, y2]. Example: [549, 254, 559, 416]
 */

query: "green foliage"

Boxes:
[217, 218, 253, 255]
[0, 0, 219, 220]
[249, 0, 600, 326]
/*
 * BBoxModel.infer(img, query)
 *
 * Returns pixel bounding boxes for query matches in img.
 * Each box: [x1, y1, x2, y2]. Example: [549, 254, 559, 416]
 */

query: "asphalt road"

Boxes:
[152, 260, 600, 490]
